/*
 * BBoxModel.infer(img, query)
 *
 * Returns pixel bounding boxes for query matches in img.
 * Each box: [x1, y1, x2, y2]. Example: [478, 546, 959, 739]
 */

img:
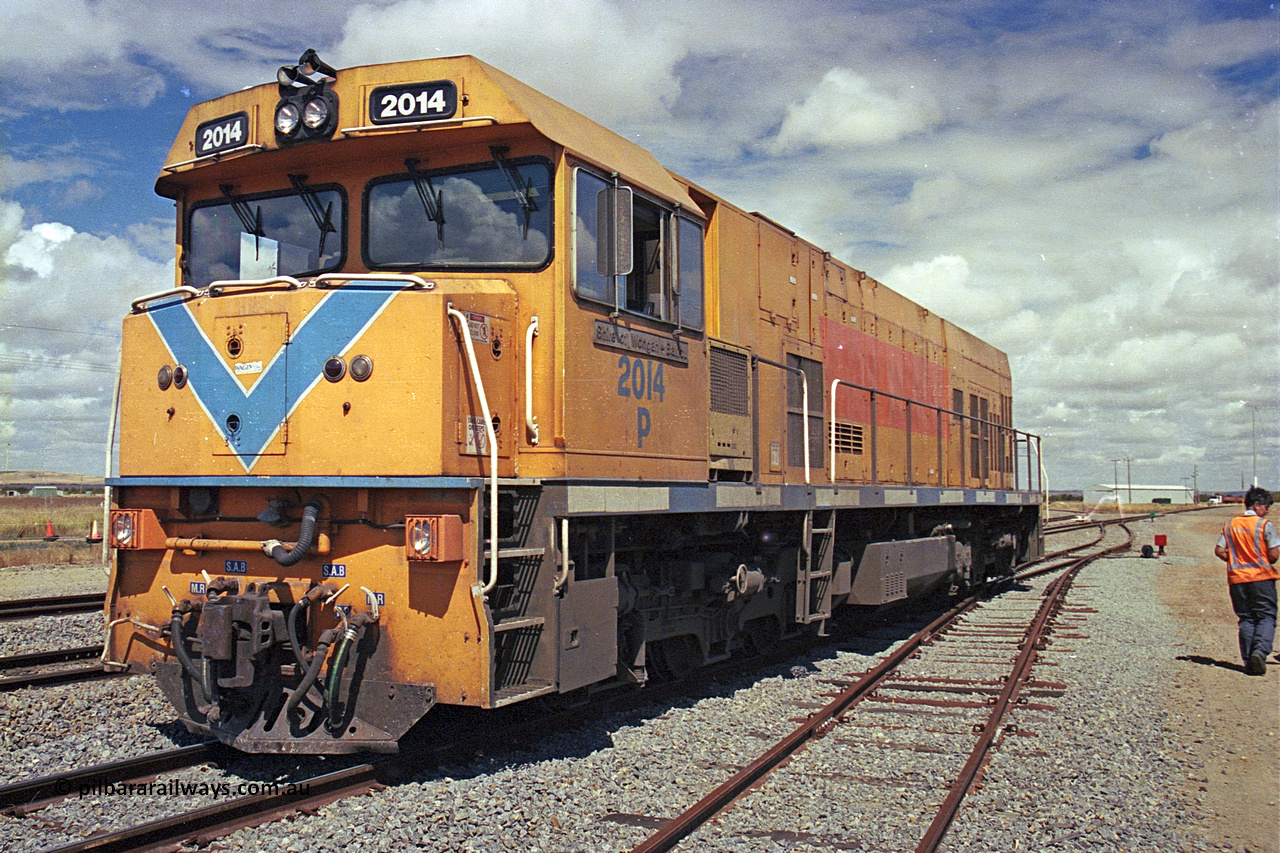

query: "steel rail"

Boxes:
[628, 532, 1131, 853]
[29, 623, 827, 853]
[0, 645, 102, 671]
[628, 593, 987, 853]
[0, 743, 224, 815]
[913, 532, 1131, 852]
[0, 593, 103, 622]
[0, 663, 131, 692]
[43, 759, 393, 853]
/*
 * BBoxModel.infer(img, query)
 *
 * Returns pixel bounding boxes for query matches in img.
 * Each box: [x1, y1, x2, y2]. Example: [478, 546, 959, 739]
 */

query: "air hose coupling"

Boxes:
[262, 498, 324, 567]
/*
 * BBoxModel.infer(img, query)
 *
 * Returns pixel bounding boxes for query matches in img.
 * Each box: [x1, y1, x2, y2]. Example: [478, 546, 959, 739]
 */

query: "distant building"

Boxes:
[1083, 484, 1194, 505]
[29, 485, 60, 497]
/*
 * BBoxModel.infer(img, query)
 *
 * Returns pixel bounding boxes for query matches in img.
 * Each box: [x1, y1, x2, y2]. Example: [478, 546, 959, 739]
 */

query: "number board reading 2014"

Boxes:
[369, 81, 458, 125]
[195, 112, 249, 157]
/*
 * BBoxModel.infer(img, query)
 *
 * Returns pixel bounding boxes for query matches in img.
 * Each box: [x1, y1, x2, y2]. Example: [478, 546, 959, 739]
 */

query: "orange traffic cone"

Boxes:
[87, 520, 102, 544]
[43, 519, 58, 542]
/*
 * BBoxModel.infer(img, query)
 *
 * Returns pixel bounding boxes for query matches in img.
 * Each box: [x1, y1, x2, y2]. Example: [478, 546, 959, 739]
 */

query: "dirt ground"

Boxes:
[1150, 507, 1280, 853]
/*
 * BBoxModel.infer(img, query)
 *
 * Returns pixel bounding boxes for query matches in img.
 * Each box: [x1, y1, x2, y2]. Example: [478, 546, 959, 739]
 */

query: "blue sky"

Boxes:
[0, 0, 1276, 491]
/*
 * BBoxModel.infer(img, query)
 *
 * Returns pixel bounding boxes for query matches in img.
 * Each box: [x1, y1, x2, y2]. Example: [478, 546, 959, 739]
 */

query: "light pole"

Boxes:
[1243, 402, 1259, 487]
[1111, 457, 1122, 503]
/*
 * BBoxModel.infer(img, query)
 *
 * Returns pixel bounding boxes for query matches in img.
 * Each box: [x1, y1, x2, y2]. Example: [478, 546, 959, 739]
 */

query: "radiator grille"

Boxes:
[709, 347, 750, 416]
[832, 422, 864, 454]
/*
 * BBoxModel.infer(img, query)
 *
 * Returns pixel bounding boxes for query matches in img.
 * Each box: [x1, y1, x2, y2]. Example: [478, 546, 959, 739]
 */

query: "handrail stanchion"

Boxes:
[524, 316, 539, 445]
[829, 379, 840, 485]
[869, 391, 878, 484]
[447, 304, 500, 595]
[905, 400, 913, 487]
[823, 377, 1039, 496]
[936, 408, 944, 487]
[754, 356, 812, 486]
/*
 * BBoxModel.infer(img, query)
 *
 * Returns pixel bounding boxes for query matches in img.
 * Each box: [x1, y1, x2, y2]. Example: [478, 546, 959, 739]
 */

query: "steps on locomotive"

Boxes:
[492, 679, 555, 707]
[798, 510, 836, 630]
[486, 525, 557, 703]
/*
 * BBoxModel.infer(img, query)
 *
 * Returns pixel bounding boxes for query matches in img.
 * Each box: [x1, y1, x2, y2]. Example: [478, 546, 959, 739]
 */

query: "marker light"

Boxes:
[404, 515, 465, 562]
[110, 512, 135, 548]
[173, 364, 188, 389]
[303, 97, 330, 130]
[158, 365, 173, 391]
[409, 521, 432, 557]
[350, 355, 373, 382]
[275, 102, 301, 136]
[323, 357, 346, 382]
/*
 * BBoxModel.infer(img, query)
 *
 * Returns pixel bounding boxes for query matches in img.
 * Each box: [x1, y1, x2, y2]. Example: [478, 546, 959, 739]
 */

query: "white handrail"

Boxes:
[801, 377, 810, 485]
[555, 517, 569, 592]
[312, 272, 432, 289]
[525, 316, 539, 445]
[130, 286, 201, 313]
[830, 379, 840, 484]
[207, 276, 304, 296]
[339, 116, 500, 136]
[161, 143, 266, 173]
[447, 304, 500, 595]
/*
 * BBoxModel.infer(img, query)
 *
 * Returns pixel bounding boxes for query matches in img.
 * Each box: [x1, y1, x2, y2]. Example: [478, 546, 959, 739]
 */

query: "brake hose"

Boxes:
[263, 498, 324, 567]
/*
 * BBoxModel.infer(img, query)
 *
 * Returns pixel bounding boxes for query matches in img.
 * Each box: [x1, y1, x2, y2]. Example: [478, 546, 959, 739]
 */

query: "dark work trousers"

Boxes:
[1229, 578, 1277, 663]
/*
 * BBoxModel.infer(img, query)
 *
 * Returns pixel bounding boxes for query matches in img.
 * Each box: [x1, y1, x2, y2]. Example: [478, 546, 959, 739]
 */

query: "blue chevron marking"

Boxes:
[147, 286, 406, 471]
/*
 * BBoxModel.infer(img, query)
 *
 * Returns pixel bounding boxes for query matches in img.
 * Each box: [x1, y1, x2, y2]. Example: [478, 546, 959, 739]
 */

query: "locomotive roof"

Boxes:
[155, 54, 701, 214]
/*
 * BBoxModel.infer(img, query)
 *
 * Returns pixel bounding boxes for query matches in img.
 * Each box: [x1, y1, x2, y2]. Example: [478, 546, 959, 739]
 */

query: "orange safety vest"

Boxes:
[1222, 514, 1280, 585]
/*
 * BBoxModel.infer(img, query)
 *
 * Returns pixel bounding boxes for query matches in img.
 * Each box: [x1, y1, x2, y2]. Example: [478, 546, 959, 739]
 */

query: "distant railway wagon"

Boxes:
[105, 52, 1044, 753]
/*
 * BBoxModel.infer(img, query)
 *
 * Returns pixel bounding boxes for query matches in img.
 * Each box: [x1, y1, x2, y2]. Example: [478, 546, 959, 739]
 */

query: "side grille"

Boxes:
[709, 346, 750, 416]
[832, 421, 864, 454]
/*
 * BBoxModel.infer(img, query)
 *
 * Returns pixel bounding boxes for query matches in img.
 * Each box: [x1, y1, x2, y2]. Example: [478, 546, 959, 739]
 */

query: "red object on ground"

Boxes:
[1154, 534, 1167, 555]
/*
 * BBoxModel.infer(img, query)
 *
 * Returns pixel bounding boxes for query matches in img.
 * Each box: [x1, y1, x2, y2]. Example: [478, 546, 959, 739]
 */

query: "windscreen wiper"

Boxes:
[288, 174, 338, 260]
[489, 145, 537, 239]
[405, 158, 445, 245]
[220, 184, 264, 257]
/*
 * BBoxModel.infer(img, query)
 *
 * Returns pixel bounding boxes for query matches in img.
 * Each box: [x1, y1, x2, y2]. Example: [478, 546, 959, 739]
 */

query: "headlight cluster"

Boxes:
[275, 90, 338, 142]
[273, 50, 340, 144]
[323, 354, 374, 383]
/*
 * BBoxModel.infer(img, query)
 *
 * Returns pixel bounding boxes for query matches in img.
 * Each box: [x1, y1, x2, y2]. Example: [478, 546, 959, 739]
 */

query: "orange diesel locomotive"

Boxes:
[105, 51, 1044, 753]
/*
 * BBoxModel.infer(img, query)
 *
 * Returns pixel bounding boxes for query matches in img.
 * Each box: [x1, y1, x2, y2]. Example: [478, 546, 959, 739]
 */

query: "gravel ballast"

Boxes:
[0, 517, 1273, 852]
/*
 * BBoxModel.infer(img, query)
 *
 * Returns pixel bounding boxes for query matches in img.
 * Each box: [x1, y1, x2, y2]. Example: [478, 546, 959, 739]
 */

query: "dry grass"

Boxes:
[0, 496, 106, 567]
[0, 542, 102, 569]
[0, 495, 103, 540]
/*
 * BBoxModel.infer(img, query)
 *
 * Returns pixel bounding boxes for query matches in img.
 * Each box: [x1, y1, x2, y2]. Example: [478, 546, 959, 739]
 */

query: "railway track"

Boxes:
[1043, 503, 1218, 535]
[0, 743, 225, 816]
[13, 529, 1131, 853]
[0, 593, 103, 622]
[627, 526, 1133, 853]
[0, 645, 118, 693]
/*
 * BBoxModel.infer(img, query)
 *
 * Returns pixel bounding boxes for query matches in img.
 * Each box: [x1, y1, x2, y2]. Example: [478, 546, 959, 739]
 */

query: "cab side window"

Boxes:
[573, 166, 703, 331]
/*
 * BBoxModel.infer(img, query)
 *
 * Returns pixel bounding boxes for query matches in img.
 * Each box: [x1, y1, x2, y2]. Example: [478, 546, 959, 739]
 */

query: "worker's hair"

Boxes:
[1244, 486, 1273, 509]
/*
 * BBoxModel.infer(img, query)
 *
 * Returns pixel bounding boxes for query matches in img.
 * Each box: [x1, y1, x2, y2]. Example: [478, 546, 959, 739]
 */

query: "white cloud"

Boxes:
[0, 201, 173, 474]
[0, 0, 1274, 488]
[769, 68, 944, 152]
[331, 0, 692, 126]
